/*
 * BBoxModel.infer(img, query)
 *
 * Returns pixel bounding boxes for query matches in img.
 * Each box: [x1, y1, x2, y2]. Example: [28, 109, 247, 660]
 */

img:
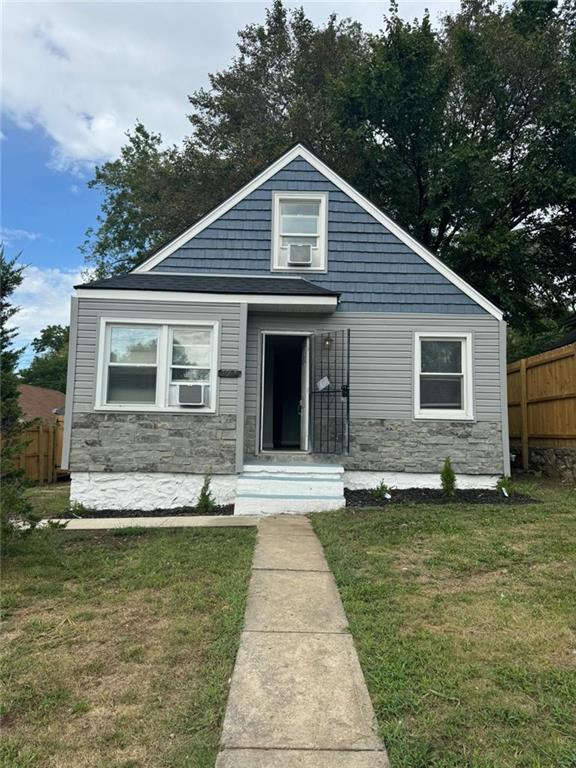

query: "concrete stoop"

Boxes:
[234, 463, 345, 516]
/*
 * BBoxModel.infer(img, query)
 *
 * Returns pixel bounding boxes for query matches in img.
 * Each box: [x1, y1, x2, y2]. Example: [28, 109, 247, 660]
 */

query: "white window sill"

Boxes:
[414, 411, 474, 421]
[94, 405, 216, 415]
[271, 266, 328, 274]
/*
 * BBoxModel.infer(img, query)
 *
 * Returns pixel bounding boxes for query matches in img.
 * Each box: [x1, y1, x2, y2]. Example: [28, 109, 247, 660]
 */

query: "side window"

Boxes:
[414, 333, 473, 419]
[272, 192, 327, 271]
[106, 325, 159, 404]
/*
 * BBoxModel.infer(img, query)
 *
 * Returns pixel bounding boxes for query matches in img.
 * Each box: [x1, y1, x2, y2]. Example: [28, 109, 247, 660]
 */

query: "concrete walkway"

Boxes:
[46, 515, 259, 529]
[216, 515, 388, 767]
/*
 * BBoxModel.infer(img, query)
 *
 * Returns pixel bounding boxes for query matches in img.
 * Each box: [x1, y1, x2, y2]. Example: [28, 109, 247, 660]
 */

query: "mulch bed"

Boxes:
[60, 504, 234, 519]
[345, 488, 536, 507]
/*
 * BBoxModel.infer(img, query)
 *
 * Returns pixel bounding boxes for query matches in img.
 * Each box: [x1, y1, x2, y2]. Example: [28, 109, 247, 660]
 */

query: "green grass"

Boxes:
[312, 479, 576, 768]
[1, 526, 255, 768]
[26, 481, 71, 518]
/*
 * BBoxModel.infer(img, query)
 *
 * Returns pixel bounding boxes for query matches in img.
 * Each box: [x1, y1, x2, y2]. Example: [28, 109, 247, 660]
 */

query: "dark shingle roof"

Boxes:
[542, 314, 576, 353]
[76, 273, 339, 297]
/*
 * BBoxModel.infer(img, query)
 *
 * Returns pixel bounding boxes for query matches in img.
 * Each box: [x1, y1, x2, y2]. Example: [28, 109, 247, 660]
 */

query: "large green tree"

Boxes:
[338, 0, 576, 326]
[82, 0, 575, 332]
[19, 324, 69, 393]
[82, 1, 366, 276]
[0, 247, 34, 534]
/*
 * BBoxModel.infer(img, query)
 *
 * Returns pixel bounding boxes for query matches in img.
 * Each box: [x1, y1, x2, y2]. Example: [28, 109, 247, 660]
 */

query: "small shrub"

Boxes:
[373, 480, 393, 502]
[196, 474, 216, 514]
[497, 476, 513, 497]
[68, 500, 90, 518]
[441, 457, 456, 496]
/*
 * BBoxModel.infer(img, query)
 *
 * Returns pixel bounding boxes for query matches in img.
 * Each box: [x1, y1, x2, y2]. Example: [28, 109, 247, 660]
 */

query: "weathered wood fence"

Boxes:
[15, 417, 65, 484]
[507, 343, 576, 471]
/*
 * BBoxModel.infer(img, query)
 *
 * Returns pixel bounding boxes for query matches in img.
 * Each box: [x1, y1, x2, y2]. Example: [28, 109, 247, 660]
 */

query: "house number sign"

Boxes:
[218, 369, 242, 378]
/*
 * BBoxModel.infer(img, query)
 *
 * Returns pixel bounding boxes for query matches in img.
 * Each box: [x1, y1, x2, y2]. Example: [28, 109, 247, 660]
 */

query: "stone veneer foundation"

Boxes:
[70, 412, 237, 474]
[244, 418, 505, 476]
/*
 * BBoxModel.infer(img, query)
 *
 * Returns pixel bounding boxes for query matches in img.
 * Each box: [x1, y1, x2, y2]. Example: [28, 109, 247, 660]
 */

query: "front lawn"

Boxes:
[26, 481, 71, 518]
[1, 526, 255, 768]
[312, 480, 576, 768]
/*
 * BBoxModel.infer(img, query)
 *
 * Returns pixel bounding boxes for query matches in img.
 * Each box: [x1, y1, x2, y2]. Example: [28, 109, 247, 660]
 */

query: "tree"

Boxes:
[0, 246, 35, 535]
[82, 1, 366, 276]
[338, 0, 576, 327]
[82, 0, 575, 333]
[20, 324, 69, 393]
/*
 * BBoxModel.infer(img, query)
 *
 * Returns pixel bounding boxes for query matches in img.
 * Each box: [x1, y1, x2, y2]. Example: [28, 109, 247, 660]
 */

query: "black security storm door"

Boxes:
[309, 329, 350, 454]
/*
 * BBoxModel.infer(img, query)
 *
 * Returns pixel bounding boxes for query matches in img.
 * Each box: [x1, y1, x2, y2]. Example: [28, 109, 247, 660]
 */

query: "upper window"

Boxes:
[272, 192, 327, 271]
[98, 321, 218, 412]
[414, 332, 473, 420]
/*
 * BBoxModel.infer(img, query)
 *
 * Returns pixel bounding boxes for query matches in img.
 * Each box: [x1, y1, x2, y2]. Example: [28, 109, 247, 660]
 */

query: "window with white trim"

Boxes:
[272, 192, 327, 271]
[98, 321, 217, 411]
[414, 333, 473, 420]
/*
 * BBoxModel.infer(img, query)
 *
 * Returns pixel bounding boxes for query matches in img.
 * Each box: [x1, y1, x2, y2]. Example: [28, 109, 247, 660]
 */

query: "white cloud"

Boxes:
[2, 1, 455, 171]
[11, 265, 83, 364]
[1, 227, 45, 246]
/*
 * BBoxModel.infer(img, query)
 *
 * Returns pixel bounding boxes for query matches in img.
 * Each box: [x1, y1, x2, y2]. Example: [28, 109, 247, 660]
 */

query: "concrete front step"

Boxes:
[243, 462, 344, 475]
[235, 463, 345, 516]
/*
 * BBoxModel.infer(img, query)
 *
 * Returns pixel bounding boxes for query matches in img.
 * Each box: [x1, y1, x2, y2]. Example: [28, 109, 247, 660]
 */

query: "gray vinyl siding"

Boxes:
[73, 298, 242, 415]
[245, 312, 503, 423]
[154, 158, 486, 315]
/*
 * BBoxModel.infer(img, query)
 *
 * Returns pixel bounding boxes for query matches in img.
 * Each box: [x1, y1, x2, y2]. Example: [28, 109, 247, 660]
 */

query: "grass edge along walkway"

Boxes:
[312, 480, 576, 768]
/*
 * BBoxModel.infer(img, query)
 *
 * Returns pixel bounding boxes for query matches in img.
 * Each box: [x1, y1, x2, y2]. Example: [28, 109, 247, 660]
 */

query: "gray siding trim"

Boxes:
[499, 320, 511, 475]
[73, 298, 242, 416]
[61, 297, 79, 470]
[245, 312, 503, 427]
[235, 303, 248, 472]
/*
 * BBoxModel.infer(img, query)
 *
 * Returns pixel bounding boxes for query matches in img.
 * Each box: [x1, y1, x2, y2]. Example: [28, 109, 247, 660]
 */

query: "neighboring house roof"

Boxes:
[75, 273, 340, 297]
[18, 383, 65, 423]
[542, 314, 576, 353]
[130, 144, 502, 320]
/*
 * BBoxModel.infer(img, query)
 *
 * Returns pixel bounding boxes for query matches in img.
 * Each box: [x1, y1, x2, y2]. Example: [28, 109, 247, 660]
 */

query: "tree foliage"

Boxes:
[0, 247, 35, 535]
[82, 0, 575, 332]
[20, 324, 69, 393]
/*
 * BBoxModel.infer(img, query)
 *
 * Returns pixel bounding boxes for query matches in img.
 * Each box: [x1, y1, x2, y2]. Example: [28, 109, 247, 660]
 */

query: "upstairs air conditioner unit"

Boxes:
[288, 243, 312, 266]
[178, 383, 204, 407]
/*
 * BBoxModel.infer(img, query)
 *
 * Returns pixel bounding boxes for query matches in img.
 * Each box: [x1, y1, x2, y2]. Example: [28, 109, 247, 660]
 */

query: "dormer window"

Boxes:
[272, 192, 327, 271]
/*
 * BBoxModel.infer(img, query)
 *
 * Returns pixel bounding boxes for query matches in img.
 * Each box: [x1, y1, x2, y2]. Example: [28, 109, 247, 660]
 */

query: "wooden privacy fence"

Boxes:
[507, 343, 576, 470]
[14, 417, 65, 484]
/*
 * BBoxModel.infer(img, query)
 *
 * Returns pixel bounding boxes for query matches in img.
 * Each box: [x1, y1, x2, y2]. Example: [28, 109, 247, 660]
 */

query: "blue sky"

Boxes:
[2, 0, 458, 364]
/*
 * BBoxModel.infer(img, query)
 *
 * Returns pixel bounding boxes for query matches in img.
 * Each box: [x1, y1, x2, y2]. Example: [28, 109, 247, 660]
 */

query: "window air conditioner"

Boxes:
[178, 384, 204, 407]
[288, 243, 312, 266]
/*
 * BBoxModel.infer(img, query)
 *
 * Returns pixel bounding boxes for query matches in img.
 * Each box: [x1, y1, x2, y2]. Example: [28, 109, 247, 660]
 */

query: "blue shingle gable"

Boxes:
[152, 158, 486, 314]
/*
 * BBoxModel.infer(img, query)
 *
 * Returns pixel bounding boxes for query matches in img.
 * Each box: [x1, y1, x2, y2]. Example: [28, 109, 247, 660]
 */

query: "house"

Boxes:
[62, 145, 510, 513]
[18, 383, 65, 423]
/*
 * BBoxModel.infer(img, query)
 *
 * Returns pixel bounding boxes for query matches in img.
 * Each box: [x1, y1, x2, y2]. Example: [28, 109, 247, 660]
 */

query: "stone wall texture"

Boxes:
[70, 412, 237, 474]
[243, 416, 504, 475]
[346, 419, 504, 474]
[71, 472, 237, 510]
[526, 446, 576, 483]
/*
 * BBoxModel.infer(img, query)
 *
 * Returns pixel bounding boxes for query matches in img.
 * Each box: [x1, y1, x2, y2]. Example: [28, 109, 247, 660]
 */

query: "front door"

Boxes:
[260, 334, 310, 452]
[309, 329, 350, 454]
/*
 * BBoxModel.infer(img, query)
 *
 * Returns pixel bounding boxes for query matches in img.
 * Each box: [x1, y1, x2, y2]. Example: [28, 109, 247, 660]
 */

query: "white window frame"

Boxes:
[271, 191, 328, 272]
[414, 331, 474, 420]
[95, 318, 219, 413]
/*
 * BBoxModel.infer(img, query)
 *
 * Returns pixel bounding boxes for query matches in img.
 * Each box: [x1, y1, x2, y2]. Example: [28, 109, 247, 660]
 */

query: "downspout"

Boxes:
[499, 319, 511, 476]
